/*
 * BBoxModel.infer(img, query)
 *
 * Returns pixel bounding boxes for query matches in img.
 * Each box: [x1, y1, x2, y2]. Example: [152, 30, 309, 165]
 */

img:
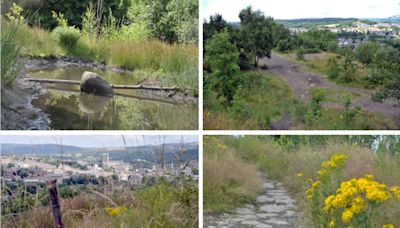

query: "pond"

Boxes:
[28, 65, 198, 130]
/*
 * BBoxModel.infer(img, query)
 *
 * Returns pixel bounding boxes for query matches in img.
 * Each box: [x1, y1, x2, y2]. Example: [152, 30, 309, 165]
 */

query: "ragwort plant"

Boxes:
[302, 153, 400, 227]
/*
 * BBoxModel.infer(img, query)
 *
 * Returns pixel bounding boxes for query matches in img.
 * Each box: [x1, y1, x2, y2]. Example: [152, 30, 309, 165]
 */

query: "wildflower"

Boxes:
[312, 180, 321, 189]
[382, 224, 394, 228]
[342, 209, 353, 223]
[390, 186, 400, 201]
[328, 220, 335, 228]
[297, 173, 304, 177]
[105, 206, 128, 216]
[217, 143, 227, 150]
[317, 169, 327, 177]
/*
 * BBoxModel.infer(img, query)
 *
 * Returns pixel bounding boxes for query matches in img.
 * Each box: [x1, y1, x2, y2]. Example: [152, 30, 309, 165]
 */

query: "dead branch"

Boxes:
[26, 78, 178, 91]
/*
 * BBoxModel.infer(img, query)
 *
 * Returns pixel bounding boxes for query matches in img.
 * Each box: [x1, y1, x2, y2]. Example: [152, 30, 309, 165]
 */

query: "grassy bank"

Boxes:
[203, 137, 262, 213]
[204, 136, 400, 227]
[1, 21, 198, 94]
[2, 180, 198, 228]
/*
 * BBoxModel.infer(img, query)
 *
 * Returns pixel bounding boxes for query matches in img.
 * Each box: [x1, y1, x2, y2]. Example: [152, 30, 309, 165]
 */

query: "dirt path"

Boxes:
[259, 54, 400, 121]
[204, 176, 302, 228]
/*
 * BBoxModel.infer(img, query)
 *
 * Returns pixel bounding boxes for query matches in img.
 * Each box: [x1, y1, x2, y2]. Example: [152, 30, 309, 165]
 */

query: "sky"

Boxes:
[0, 135, 198, 148]
[203, 0, 400, 21]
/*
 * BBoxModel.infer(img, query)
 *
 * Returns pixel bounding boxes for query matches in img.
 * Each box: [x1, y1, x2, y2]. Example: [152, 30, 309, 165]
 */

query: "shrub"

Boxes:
[327, 57, 340, 79]
[52, 26, 81, 53]
[296, 47, 305, 60]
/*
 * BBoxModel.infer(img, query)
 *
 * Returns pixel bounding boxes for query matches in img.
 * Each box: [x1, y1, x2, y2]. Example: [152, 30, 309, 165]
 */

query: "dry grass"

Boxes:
[2, 181, 198, 228]
[219, 136, 400, 226]
[203, 137, 262, 213]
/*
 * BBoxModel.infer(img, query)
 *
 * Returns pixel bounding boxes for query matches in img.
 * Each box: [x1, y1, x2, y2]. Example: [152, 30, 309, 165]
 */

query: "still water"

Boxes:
[28, 65, 198, 130]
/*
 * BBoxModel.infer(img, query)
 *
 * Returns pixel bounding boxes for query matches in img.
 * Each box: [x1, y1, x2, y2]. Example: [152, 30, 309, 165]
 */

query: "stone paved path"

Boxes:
[204, 177, 302, 228]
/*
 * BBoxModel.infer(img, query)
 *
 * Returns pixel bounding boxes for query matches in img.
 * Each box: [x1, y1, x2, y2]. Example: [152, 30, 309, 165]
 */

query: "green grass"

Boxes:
[204, 71, 299, 129]
[1, 21, 198, 94]
[281, 52, 369, 88]
[1, 21, 23, 86]
[204, 70, 395, 130]
[217, 136, 400, 227]
[310, 87, 361, 103]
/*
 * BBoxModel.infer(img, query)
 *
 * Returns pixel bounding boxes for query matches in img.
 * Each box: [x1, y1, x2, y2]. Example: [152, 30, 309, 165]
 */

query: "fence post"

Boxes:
[47, 179, 64, 228]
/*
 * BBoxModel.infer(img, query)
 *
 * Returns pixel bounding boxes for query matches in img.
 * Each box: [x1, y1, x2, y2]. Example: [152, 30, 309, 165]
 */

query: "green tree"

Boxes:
[239, 6, 274, 66]
[372, 47, 400, 102]
[203, 14, 229, 42]
[355, 41, 381, 65]
[327, 57, 340, 79]
[340, 47, 356, 82]
[205, 30, 239, 102]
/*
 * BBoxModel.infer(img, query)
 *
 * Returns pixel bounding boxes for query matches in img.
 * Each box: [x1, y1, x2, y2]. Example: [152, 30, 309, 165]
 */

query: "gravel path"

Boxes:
[204, 177, 302, 228]
[259, 54, 400, 122]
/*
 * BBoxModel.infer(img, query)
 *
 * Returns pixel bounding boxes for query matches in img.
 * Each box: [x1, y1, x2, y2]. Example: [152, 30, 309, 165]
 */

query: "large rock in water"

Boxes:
[80, 71, 114, 97]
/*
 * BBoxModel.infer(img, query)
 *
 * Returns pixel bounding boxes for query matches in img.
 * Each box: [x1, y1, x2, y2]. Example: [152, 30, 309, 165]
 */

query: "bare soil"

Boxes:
[259, 54, 400, 124]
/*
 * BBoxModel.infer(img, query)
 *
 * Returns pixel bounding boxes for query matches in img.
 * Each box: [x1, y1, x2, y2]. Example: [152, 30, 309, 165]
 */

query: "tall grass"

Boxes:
[2, 21, 199, 93]
[203, 137, 262, 213]
[2, 181, 198, 228]
[109, 41, 198, 92]
[1, 21, 22, 86]
[218, 136, 400, 226]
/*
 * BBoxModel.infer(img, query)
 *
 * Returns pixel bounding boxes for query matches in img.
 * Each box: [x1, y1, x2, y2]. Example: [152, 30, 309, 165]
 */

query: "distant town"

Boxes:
[283, 18, 400, 48]
[1, 143, 199, 204]
[1, 153, 198, 183]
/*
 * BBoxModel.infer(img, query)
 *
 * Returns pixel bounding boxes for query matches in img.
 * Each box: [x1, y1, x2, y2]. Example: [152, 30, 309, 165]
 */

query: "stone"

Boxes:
[259, 204, 287, 213]
[241, 214, 258, 220]
[235, 208, 255, 215]
[265, 218, 289, 225]
[256, 224, 273, 228]
[241, 220, 262, 226]
[263, 182, 275, 189]
[256, 213, 278, 219]
[80, 71, 114, 97]
[257, 195, 275, 203]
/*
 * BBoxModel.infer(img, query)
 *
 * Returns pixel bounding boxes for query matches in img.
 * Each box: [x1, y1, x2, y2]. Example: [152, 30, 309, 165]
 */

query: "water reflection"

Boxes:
[27, 65, 198, 130]
[32, 91, 197, 130]
[78, 94, 112, 114]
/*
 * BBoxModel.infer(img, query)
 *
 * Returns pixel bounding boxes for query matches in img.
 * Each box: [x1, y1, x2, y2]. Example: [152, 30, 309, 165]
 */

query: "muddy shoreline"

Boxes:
[1, 56, 198, 130]
[1, 63, 50, 130]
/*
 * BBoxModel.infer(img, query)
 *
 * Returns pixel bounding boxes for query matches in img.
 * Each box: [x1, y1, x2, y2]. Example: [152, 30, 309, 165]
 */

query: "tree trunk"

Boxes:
[47, 179, 64, 228]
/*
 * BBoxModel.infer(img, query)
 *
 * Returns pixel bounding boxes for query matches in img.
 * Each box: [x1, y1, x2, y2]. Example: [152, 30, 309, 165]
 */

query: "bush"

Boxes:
[296, 47, 305, 60]
[52, 26, 81, 53]
[327, 57, 340, 79]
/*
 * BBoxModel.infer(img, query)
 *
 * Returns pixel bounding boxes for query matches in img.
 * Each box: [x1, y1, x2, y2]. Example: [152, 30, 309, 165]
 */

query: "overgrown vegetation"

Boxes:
[204, 136, 400, 227]
[1, 1, 198, 93]
[203, 6, 400, 129]
[2, 178, 198, 228]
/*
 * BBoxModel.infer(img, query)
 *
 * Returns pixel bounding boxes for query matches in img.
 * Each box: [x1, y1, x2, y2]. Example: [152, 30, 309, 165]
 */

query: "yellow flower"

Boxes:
[318, 169, 327, 177]
[382, 224, 394, 228]
[312, 180, 321, 189]
[390, 186, 400, 201]
[105, 207, 128, 216]
[328, 220, 335, 228]
[297, 173, 304, 177]
[217, 143, 227, 150]
[342, 210, 353, 223]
